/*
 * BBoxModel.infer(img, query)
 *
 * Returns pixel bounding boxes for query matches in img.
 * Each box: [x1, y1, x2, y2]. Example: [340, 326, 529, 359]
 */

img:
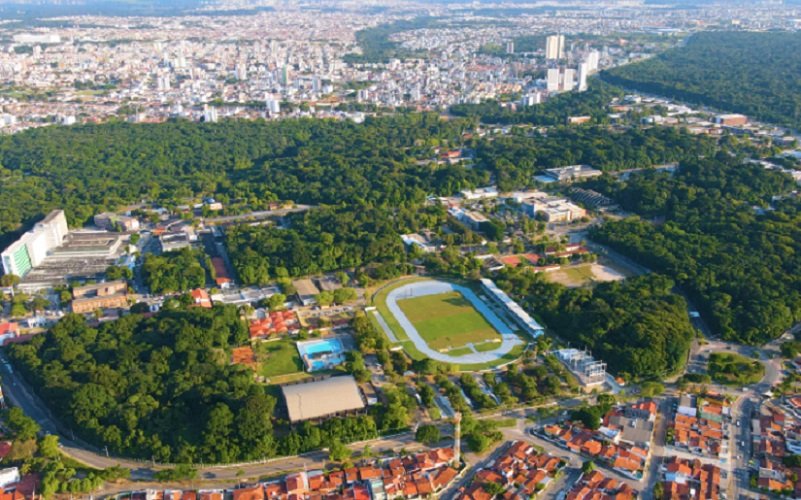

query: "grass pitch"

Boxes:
[396, 291, 501, 351]
[254, 339, 304, 379]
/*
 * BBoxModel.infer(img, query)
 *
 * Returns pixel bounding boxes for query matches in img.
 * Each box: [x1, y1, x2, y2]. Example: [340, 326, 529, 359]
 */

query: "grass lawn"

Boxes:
[370, 276, 528, 371]
[397, 291, 501, 351]
[474, 340, 504, 352]
[254, 339, 304, 379]
[444, 346, 475, 357]
[708, 352, 765, 386]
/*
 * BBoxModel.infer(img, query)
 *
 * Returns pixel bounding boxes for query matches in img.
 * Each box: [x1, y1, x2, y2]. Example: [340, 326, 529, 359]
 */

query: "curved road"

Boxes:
[0, 350, 425, 483]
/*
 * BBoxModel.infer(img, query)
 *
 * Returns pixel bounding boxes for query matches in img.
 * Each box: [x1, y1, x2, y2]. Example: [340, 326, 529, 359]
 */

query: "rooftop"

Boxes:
[281, 376, 365, 422]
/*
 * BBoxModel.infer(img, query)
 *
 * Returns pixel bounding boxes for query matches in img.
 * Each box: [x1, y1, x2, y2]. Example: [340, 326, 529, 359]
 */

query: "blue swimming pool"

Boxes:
[296, 338, 346, 372]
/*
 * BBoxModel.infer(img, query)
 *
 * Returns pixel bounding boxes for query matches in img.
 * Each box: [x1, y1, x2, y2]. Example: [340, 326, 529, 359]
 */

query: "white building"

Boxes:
[1, 210, 68, 277]
[587, 50, 600, 73]
[480, 278, 544, 338]
[547, 68, 575, 93]
[545, 34, 565, 60]
[460, 186, 499, 200]
[546, 68, 561, 92]
[0, 467, 20, 489]
[577, 62, 589, 92]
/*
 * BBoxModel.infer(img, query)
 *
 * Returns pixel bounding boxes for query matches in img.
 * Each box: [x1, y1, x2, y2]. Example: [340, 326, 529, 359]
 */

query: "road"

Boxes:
[0, 349, 430, 482]
[201, 205, 312, 225]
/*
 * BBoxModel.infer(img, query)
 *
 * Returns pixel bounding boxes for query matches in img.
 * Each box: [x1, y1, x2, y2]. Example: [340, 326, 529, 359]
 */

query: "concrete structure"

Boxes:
[480, 278, 544, 338]
[460, 186, 498, 200]
[281, 376, 365, 423]
[0, 467, 20, 489]
[555, 348, 606, 387]
[545, 34, 565, 60]
[537, 199, 587, 223]
[160, 233, 191, 252]
[448, 207, 488, 231]
[1, 210, 68, 277]
[715, 113, 748, 126]
[293, 278, 320, 306]
[577, 62, 589, 92]
[401, 234, 437, 253]
[94, 212, 140, 232]
[546, 67, 575, 92]
[49, 232, 123, 259]
[542, 164, 602, 183]
[71, 280, 128, 314]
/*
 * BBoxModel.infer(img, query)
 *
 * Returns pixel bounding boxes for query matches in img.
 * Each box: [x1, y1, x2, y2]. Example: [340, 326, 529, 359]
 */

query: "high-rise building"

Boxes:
[546, 68, 561, 92]
[506, 41, 515, 54]
[545, 34, 565, 60]
[280, 65, 291, 86]
[547, 67, 577, 93]
[521, 92, 543, 106]
[587, 50, 601, 73]
[577, 62, 589, 92]
[562, 68, 576, 91]
[156, 74, 170, 91]
[203, 105, 218, 123]
[265, 95, 281, 115]
[1, 210, 68, 277]
[236, 63, 248, 81]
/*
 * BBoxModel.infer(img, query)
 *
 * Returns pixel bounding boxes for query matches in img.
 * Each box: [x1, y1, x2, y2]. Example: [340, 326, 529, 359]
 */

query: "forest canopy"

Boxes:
[589, 155, 801, 344]
[603, 31, 801, 129]
[494, 272, 694, 379]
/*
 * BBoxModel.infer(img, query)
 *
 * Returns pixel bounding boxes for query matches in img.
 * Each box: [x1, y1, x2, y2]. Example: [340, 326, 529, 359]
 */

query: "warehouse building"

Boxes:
[281, 376, 366, 423]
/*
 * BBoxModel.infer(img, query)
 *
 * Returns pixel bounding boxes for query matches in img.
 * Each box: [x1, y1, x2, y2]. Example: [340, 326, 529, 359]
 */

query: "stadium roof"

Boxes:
[480, 278, 544, 335]
[282, 376, 365, 422]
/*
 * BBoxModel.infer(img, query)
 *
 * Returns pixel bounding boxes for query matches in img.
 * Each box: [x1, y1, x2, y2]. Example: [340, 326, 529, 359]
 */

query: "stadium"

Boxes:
[370, 278, 542, 369]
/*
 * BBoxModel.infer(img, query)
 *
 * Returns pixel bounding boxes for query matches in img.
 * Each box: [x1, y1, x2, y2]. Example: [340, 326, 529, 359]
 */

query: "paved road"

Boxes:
[0, 350, 428, 482]
[202, 205, 312, 225]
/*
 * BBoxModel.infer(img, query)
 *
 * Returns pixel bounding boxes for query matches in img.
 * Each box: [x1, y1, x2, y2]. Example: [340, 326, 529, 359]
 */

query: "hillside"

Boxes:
[603, 31, 801, 129]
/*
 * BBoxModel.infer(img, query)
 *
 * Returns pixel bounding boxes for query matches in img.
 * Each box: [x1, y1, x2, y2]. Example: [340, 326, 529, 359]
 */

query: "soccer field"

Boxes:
[396, 291, 501, 351]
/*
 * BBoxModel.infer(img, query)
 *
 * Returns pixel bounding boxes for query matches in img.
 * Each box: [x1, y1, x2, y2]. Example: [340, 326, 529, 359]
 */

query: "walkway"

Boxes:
[383, 280, 522, 365]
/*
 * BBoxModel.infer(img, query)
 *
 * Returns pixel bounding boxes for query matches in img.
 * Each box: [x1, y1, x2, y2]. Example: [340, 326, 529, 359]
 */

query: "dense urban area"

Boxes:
[0, 0, 800, 499]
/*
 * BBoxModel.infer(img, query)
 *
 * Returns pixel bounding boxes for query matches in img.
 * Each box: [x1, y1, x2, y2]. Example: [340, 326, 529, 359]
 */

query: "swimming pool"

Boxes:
[296, 338, 346, 372]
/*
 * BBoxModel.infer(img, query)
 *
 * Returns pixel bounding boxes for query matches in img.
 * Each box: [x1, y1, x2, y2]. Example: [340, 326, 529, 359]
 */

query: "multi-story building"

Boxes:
[546, 34, 565, 60]
[1, 210, 68, 277]
[71, 280, 129, 314]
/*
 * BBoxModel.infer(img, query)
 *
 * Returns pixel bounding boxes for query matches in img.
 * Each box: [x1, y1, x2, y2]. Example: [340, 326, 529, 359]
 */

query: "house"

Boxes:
[249, 310, 299, 338]
[0, 323, 19, 345]
[190, 289, 212, 309]
[211, 257, 232, 289]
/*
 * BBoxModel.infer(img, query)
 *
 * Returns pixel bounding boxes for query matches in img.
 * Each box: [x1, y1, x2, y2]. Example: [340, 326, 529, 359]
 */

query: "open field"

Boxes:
[397, 291, 501, 351]
[370, 277, 528, 370]
[545, 260, 630, 288]
[254, 339, 304, 379]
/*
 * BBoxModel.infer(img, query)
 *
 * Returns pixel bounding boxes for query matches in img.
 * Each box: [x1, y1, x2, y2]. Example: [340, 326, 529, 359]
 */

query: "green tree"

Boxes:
[6, 407, 40, 440]
[328, 440, 352, 463]
[0, 274, 20, 287]
[415, 424, 441, 445]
